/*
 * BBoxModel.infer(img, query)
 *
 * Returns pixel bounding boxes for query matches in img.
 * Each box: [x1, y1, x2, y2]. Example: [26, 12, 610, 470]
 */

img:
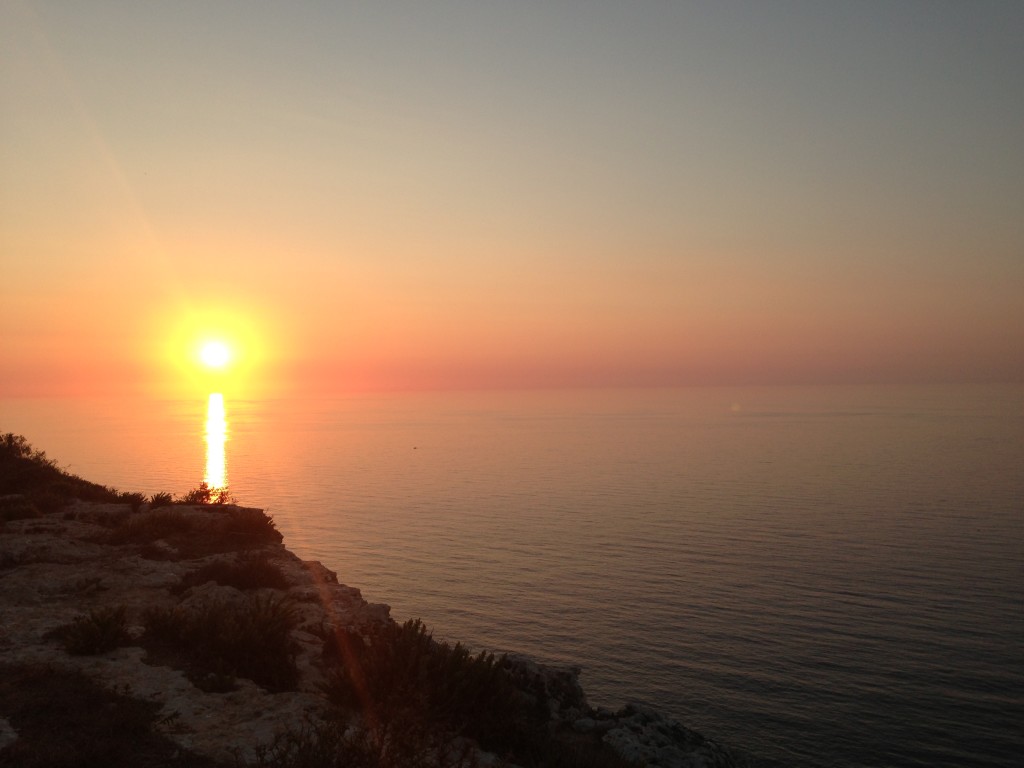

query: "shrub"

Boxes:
[175, 553, 289, 593]
[119, 491, 147, 512]
[0, 433, 53, 465]
[28, 488, 67, 514]
[140, 603, 179, 638]
[246, 718, 481, 768]
[110, 505, 281, 559]
[0, 433, 121, 504]
[322, 619, 538, 756]
[0, 494, 39, 522]
[224, 506, 282, 545]
[149, 491, 173, 508]
[51, 605, 131, 655]
[0, 663, 222, 767]
[143, 593, 299, 691]
[178, 482, 234, 505]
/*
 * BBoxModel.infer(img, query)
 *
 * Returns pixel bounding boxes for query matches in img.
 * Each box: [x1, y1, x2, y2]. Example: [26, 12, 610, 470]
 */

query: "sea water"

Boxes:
[2, 386, 1021, 767]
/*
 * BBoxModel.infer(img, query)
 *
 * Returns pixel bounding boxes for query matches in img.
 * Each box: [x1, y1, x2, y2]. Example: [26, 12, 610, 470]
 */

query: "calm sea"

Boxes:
[2, 386, 1022, 767]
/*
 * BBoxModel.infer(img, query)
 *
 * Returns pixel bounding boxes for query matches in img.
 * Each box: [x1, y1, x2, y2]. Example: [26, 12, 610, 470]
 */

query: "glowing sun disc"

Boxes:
[199, 341, 231, 369]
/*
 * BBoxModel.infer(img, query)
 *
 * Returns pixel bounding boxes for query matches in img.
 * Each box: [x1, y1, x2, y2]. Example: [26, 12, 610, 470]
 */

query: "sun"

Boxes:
[159, 305, 274, 397]
[199, 340, 232, 369]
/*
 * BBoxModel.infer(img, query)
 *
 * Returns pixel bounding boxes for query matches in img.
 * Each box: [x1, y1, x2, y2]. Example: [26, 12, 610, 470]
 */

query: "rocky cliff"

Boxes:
[1, 485, 745, 767]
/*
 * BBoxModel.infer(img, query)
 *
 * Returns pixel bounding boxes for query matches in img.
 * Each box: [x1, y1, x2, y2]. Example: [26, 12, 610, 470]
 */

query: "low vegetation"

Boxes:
[246, 717, 651, 768]
[325, 619, 536, 755]
[175, 553, 289, 594]
[178, 481, 235, 505]
[0, 434, 247, 519]
[246, 718, 482, 768]
[220, 506, 283, 545]
[118, 490, 147, 512]
[48, 605, 132, 656]
[149, 491, 173, 508]
[0, 494, 39, 523]
[104, 504, 282, 560]
[108, 508, 194, 544]
[240, 616, 642, 768]
[323, 619, 600, 766]
[0, 432, 123, 515]
[143, 593, 299, 692]
[0, 663, 224, 768]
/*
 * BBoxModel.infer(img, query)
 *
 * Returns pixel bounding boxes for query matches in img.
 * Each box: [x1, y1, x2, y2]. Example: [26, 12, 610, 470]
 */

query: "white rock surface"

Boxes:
[0, 717, 16, 752]
[0, 502, 392, 763]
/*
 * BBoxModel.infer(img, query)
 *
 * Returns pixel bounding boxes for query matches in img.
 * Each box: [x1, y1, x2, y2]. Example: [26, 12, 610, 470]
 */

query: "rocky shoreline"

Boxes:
[0, 495, 746, 767]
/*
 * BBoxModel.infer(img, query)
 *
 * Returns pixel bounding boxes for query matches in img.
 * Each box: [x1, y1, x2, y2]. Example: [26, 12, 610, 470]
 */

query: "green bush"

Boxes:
[51, 605, 131, 655]
[143, 593, 299, 692]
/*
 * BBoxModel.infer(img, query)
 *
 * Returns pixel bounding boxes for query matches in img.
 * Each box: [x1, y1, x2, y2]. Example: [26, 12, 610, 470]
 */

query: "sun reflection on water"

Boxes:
[205, 392, 227, 490]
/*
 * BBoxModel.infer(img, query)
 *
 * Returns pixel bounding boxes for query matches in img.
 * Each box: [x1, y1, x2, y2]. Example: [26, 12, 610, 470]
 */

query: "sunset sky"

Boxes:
[3, 1, 1022, 397]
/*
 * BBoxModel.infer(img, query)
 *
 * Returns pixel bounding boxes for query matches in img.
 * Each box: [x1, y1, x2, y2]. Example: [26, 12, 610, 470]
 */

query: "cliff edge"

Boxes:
[0, 436, 746, 768]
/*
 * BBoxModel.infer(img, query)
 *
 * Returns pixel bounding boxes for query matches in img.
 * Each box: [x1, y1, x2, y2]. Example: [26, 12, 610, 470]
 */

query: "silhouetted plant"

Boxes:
[149, 491, 173, 508]
[119, 491, 146, 512]
[0, 433, 52, 464]
[223, 506, 283, 544]
[51, 605, 131, 655]
[143, 593, 299, 691]
[0, 433, 123, 504]
[178, 482, 235, 505]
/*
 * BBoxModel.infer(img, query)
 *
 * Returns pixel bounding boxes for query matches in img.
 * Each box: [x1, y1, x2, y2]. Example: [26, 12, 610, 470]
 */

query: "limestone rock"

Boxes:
[504, 652, 588, 718]
[0, 502, 388, 763]
[601, 703, 740, 768]
[0, 717, 16, 752]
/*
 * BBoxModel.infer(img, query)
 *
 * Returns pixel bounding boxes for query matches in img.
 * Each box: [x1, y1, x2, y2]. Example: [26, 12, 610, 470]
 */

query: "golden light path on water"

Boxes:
[204, 392, 227, 490]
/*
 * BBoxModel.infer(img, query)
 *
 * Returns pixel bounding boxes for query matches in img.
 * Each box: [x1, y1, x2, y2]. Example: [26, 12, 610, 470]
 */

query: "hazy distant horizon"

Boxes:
[3, 2, 1022, 397]
[3, 372, 1024, 401]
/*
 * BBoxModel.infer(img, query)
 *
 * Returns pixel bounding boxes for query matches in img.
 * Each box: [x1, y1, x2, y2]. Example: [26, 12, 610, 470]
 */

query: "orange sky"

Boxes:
[2, 2, 1023, 398]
